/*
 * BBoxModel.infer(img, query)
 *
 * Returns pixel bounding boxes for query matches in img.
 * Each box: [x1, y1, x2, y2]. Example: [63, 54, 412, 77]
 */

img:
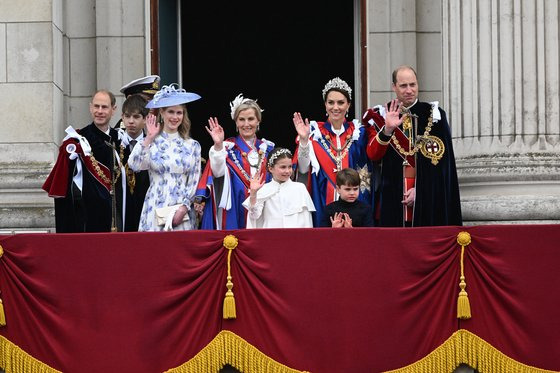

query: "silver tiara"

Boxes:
[268, 148, 292, 167]
[322, 77, 352, 100]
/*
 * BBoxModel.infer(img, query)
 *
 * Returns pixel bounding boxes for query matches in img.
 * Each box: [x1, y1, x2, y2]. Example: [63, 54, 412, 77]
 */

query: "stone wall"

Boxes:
[0, 0, 148, 231]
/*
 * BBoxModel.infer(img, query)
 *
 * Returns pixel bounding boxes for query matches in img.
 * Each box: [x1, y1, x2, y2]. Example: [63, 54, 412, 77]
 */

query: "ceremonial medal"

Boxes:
[420, 135, 445, 165]
[247, 150, 259, 166]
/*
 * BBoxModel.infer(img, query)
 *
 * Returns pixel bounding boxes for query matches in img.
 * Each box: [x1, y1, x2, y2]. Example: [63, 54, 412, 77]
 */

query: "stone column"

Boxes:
[0, 0, 148, 231]
[443, 0, 560, 224]
[0, 0, 63, 230]
[368, 0, 443, 106]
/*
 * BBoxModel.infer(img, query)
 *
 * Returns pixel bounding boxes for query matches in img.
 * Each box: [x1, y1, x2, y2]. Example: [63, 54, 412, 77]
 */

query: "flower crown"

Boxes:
[322, 77, 352, 100]
[268, 148, 292, 167]
[230, 93, 263, 120]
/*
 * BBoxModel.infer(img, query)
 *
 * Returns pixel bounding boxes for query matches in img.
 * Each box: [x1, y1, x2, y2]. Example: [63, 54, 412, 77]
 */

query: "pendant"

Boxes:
[420, 135, 445, 165]
[247, 151, 259, 166]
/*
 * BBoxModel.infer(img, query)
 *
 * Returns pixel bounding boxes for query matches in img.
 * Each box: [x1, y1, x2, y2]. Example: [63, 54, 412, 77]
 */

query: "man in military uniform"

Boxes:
[363, 65, 462, 227]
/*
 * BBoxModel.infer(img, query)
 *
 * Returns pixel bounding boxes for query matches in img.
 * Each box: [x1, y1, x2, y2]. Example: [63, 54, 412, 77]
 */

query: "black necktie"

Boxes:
[129, 139, 137, 150]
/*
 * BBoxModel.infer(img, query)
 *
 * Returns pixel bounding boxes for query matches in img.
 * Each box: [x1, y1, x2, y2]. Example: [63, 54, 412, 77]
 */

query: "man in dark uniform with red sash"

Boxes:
[43, 90, 123, 232]
[363, 66, 462, 227]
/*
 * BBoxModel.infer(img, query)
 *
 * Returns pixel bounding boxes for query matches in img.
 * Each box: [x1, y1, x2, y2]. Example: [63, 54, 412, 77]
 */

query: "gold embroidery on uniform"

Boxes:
[90, 156, 112, 184]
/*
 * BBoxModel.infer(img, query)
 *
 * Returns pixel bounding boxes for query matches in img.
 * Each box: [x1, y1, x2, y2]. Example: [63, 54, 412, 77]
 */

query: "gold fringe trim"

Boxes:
[385, 329, 558, 373]
[456, 232, 472, 319]
[0, 335, 61, 373]
[164, 330, 310, 373]
[223, 235, 238, 319]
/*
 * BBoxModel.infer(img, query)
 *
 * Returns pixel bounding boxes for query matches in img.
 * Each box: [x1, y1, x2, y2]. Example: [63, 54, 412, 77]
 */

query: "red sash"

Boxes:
[312, 122, 353, 205]
[366, 109, 416, 168]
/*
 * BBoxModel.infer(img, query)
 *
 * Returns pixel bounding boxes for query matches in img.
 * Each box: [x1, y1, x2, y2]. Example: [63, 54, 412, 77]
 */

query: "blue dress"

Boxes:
[196, 136, 274, 230]
[129, 131, 201, 231]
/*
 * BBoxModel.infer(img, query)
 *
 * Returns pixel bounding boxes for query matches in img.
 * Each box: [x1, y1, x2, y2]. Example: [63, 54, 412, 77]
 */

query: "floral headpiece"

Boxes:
[322, 77, 352, 100]
[146, 84, 201, 109]
[268, 148, 292, 167]
[230, 93, 263, 120]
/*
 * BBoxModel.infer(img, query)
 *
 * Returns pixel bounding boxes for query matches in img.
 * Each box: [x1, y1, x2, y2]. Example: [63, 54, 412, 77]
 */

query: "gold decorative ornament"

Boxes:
[356, 165, 372, 193]
[318, 132, 354, 172]
[420, 135, 445, 165]
[90, 155, 113, 184]
[392, 110, 434, 157]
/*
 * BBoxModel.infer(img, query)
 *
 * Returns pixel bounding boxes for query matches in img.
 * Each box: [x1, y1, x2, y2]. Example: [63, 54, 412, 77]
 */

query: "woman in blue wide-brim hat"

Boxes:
[128, 84, 202, 231]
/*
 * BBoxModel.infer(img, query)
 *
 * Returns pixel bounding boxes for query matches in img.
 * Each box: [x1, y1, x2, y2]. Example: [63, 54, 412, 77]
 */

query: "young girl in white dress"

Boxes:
[242, 148, 315, 228]
[129, 85, 202, 231]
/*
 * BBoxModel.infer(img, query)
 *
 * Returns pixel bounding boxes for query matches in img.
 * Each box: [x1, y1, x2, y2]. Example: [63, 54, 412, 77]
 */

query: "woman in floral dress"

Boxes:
[129, 85, 202, 231]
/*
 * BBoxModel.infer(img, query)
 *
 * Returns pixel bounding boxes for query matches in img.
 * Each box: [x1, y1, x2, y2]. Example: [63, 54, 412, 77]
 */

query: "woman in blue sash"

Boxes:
[195, 94, 274, 229]
[292, 77, 380, 227]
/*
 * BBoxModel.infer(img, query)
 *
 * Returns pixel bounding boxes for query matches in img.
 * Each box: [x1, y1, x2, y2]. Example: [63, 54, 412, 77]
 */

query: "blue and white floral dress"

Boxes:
[129, 131, 201, 231]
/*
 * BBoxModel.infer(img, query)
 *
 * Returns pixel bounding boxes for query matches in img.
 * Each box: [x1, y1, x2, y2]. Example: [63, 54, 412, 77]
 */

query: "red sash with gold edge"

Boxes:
[79, 144, 112, 192]
[42, 138, 112, 197]
[368, 113, 416, 168]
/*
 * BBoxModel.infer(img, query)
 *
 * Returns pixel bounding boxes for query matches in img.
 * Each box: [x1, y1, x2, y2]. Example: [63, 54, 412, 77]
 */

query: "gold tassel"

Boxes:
[222, 235, 239, 319]
[456, 232, 472, 319]
[0, 299, 5, 326]
[223, 274, 236, 319]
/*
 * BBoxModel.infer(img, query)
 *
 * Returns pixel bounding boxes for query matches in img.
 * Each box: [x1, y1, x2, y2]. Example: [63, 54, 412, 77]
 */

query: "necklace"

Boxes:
[229, 148, 265, 182]
[317, 129, 354, 172]
[392, 109, 434, 157]
[241, 150, 263, 168]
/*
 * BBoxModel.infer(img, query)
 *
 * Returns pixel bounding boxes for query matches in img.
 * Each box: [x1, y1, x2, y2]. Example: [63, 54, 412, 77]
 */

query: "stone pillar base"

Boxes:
[458, 153, 560, 225]
[0, 163, 54, 231]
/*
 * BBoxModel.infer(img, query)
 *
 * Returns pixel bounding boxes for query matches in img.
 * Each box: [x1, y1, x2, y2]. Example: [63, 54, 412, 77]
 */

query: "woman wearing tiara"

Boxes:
[292, 77, 383, 227]
[195, 94, 275, 229]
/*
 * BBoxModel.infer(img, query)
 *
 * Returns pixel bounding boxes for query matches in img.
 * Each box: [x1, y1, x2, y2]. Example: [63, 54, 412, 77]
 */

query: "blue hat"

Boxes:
[146, 84, 201, 109]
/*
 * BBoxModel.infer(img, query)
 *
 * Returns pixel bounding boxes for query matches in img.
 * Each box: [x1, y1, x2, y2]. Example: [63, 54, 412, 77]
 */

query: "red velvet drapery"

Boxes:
[0, 225, 558, 372]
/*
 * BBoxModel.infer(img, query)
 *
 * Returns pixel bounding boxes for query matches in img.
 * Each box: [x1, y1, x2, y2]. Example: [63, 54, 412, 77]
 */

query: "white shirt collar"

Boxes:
[403, 98, 418, 111]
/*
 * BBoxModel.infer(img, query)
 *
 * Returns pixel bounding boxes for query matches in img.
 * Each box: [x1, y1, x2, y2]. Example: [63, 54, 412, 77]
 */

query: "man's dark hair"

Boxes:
[122, 94, 149, 117]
